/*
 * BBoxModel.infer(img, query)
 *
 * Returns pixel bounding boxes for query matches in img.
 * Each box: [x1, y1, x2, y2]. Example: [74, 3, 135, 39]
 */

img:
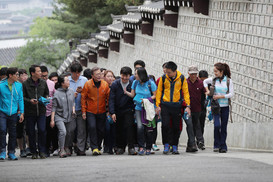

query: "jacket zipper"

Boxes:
[35, 87, 39, 116]
[66, 90, 70, 120]
[97, 87, 99, 114]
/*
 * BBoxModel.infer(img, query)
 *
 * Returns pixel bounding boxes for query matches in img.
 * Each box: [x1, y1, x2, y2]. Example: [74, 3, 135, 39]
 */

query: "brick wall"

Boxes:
[93, 0, 273, 151]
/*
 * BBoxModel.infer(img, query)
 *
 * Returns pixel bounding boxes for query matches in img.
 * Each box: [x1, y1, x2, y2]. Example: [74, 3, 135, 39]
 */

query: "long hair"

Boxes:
[136, 67, 149, 83]
[214, 62, 231, 78]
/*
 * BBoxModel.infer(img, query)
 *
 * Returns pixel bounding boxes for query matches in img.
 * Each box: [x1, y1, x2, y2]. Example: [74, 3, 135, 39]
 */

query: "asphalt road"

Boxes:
[1, 147, 273, 182]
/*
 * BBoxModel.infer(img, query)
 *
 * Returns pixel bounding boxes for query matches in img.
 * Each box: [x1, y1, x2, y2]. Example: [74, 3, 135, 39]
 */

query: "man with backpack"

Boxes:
[156, 61, 196, 154]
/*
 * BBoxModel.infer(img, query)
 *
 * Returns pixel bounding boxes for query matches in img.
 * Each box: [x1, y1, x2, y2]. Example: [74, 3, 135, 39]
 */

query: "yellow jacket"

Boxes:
[156, 71, 190, 107]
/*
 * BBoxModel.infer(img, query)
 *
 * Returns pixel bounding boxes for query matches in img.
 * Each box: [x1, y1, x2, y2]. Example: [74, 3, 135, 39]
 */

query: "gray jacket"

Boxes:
[52, 88, 75, 123]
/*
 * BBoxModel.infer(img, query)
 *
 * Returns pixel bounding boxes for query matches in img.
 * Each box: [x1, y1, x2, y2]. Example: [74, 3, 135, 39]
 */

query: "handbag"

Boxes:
[211, 99, 220, 115]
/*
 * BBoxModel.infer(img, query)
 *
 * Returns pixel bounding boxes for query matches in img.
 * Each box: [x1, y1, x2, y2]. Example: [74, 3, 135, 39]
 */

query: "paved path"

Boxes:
[1, 147, 273, 182]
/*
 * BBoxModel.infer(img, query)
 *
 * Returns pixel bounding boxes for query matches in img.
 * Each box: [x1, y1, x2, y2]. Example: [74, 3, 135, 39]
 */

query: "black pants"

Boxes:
[86, 112, 106, 150]
[46, 116, 58, 153]
[191, 112, 204, 144]
[161, 104, 182, 146]
[199, 110, 206, 135]
[115, 109, 135, 149]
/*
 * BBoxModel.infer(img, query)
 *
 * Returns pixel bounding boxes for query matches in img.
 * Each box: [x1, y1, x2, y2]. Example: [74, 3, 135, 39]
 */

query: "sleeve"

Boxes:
[203, 77, 213, 88]
[81, 81, 88, 114]
[182, 77, 190, 106]
[18, 84, 24, 114]
[23, 83, 31, 103]
[225, 79, 234, 99]
[155, 77, 163, 107]
[52, 95, 57, 112]
[44, 82, 49, 98]
[151, 80, 157, 92]
[109, 83, 116, 114]
[106, 84, 110, 108]
[131, 80, 136, 90]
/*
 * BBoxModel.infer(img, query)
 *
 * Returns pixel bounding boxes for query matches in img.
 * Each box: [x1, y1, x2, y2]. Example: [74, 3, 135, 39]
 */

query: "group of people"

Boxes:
[0, 60, 234, 160]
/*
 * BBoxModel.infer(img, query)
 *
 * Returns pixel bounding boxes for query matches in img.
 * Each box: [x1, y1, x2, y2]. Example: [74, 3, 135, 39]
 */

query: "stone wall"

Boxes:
[91, 0, 273, 151]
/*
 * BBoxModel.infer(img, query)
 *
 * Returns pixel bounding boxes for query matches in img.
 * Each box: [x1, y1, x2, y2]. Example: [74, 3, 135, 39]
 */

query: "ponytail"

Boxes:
[223, 63, 231, 78]
[214, 62, 231, 78]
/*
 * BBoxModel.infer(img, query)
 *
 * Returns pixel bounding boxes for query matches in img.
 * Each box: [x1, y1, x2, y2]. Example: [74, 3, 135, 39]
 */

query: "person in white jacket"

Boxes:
[203, 62, 234, 153]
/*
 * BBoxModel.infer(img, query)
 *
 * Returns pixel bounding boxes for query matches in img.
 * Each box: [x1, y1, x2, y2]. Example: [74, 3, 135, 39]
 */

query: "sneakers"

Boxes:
[25, 148, 32, 156]
[39, 153, 47, 159]
[138, 148, 145, 155]
[219, 149, 227, 153]
[163, 144, 170, 154]
[128, 148, 137, 155]
[31, 153, 38, 159]
[77, 150, 86, 156]
[197, 142, 206, 150]
[145, 150, 151, 155]
[152, 144, 160, 151]
[20, 150, 27, 158]
[213, 148, 219, 152]
[52, 149, 59, 156]
[172, 145, 179, 155]
[186, 145, 198, 153]
[59, 149, 67, 158]
[8, 153, 18, 160]
[0, 151, 6, 160]
[115, 148, 125, 155]
[64, 148, 72, 156]
[92, 148, 100, 156]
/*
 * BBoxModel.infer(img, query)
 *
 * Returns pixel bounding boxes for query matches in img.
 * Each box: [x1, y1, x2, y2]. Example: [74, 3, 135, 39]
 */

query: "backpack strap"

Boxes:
[132, 80, 139, 90]
[179, 74, 185, 102]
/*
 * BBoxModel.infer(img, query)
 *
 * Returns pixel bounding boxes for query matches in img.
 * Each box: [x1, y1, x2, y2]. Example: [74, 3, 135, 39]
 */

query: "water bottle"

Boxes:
[183, 111, 189, 120]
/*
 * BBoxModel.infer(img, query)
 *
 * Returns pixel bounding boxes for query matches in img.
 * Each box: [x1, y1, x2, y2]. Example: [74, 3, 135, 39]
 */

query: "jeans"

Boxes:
[161, 105, 182, 146]
[26, 115, 47, 154]
[104, 119, 116, 152]
[46, 116, 58, 153]
[0, 112, 17, 154]
[115, 110, 135, 149]
[183, 116, 196, 147]
[213, 107, 229, 150]
[191, 112, 204, 144]
[86, 112, 106, 150]
[135, 110, 153, 150]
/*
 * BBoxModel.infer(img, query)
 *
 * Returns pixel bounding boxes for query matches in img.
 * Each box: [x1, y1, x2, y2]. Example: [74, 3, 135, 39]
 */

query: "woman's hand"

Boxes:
[213, 95, 224, 100]
[50, 120, 55, 128]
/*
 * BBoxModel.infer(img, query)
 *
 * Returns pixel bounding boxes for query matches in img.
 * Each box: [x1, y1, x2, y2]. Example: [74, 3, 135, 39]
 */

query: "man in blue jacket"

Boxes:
[109, 67, 137, 155]
[0, 67, 24, 160]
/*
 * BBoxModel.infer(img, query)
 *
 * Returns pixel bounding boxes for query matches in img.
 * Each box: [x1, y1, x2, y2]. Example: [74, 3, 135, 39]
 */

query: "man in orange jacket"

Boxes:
[81, 67, 110, 156]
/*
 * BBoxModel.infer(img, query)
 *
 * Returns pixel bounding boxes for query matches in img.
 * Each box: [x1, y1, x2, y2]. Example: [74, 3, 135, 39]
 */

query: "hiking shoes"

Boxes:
[31, 153, 38, 159]
[20, 150, 27, 158]
[138, 148, 145, 155]
[152, 144, 160, 151]
[0, 152, 6, 160]
[186, 145, 198, 153]
[92, 148, 100, 156]
[128, 148, 137, 155]
[8, 153, 18, 160]
[39, 153, 47, 159]
[172, 145, 179, 155]
[163, 144, 170, 154]
[197, 142, 206, 150]
[219, 149, 227, 153]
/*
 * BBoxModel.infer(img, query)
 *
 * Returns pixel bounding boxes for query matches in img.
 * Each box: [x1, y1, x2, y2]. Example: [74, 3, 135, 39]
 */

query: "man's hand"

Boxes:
[76, 87, 83, 93]
[156, 107, 161, 116]
[74, 92, 78, 98]
[82, 113, 86, 120]
[50, 120, 55, 128]
[111, 114, 116, 123]
[30, 99, 38, 105]
[19, 114, 24, 123]
[185, 107, 191, 117]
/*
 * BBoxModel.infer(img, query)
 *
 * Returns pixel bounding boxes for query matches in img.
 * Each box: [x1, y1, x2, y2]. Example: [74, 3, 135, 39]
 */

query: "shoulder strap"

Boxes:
[180, 74, 185, 102]
[226, 77, 233, 123]
[132, 80, 139, 90]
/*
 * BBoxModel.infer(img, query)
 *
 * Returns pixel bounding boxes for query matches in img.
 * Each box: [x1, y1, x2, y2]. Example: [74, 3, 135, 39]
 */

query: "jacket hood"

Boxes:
[165, 70, 182, 81]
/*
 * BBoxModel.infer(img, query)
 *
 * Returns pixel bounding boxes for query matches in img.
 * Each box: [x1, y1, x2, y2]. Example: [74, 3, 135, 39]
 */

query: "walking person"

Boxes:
[40, 66, 58, 156]
[81, 67, 110, 156]
[103, 70, 116, 154]
[109, 67, 137, 155]
[23, 65, 49, 159]
[16, 69, 30, 157]
[69, 62, 88, 156]
[203, 62, 234, 153]
[187, 66, 206, 150]
[125, 67, 157, 155]
[156, 61, 194, 154]
[0, 67, 24, 160]
[50, 74, 76, 158]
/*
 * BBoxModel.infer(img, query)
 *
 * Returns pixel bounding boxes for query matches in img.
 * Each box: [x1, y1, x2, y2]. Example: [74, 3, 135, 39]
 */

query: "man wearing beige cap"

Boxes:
[187, 65, 206, 150]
